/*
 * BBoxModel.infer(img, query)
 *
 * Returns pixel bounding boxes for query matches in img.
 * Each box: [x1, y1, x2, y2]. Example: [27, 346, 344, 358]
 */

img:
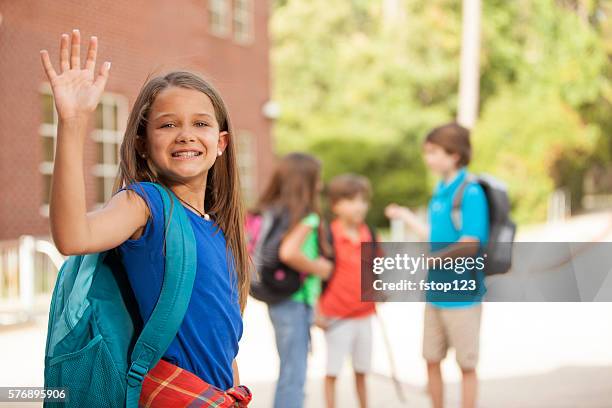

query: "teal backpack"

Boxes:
[43, 183, 197, 407]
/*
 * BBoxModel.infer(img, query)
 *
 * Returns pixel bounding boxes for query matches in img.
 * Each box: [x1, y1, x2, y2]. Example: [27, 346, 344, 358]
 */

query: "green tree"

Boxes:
[271, 0, 611, 225]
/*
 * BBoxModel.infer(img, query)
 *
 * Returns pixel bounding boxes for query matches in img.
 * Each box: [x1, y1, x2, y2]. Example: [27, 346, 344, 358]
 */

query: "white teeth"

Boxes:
[172, 151, 201, 158]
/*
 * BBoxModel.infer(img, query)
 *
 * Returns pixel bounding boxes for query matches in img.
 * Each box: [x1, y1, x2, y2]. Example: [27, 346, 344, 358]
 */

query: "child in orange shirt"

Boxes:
[318, 174, 377, 408]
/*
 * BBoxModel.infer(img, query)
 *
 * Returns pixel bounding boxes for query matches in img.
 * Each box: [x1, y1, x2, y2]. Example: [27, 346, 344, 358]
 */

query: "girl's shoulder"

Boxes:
[122, 182, 164, 213]
[119, 182, 166, 248]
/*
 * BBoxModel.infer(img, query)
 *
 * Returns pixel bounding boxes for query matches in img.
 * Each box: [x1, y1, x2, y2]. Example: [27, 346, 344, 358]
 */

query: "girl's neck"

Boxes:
[170, 182, 206, 213]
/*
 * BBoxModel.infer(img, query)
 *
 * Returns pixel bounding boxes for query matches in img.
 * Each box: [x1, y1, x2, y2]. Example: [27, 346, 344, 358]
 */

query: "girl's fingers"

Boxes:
[85, 36, 98, 72]
[94, 61, 111, 92]
[70, 29, 81, 69]
[59, 34, 70, 72]
[40, 50, 58, 81]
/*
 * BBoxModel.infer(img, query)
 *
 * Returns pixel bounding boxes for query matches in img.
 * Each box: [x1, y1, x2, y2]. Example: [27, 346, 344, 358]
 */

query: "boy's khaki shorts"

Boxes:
[422, 304, 482, 370]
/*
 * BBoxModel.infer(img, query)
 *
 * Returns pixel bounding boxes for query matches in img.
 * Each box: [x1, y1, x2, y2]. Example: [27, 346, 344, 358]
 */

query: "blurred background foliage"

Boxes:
[271, 0, 611, 225]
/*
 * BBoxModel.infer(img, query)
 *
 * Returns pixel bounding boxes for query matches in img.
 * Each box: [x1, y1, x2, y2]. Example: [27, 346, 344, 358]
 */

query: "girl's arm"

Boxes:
[279, 223, 333, 280]
[232, 360, 240, 386]
[41, 31, 148, 255]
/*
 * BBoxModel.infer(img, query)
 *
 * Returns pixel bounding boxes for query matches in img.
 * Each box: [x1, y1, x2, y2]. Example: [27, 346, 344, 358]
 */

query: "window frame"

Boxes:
[233, 0, 254, 45]
[90, 92, 129, 207]
[38, 84, 58, 217]
[209, 0, 231, 38]
[235, 129, 256, 206]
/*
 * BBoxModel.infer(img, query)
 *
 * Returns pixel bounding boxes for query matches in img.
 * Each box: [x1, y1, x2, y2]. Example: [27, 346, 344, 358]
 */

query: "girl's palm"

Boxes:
[40, 30, 110, 120]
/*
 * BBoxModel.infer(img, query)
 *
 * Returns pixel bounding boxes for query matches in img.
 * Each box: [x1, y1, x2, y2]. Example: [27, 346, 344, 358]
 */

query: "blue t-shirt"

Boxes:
[118, 182, 242, 389]
[427, 168, 489, 308]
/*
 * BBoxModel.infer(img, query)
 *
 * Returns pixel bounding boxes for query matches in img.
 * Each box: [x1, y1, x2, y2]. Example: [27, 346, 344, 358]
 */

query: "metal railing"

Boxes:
[0, 236, 64, 325]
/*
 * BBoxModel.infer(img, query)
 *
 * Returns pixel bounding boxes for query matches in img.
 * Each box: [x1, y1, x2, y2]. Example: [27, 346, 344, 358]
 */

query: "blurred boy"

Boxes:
[318, 174, 377, 408]
[386, 123, 489, 408]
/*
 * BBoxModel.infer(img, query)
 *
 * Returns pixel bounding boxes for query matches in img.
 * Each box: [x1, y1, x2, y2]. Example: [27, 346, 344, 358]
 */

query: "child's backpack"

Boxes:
[247, 208, 304, 304]
[451, 174, 516, 275]
[245, 212, 263, 255]
[43, 183, 197, 408]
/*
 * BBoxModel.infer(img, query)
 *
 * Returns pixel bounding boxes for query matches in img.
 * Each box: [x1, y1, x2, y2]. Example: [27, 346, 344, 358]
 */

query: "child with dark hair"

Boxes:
[318, 174, 377, 408]
[386, 123, 489, 408]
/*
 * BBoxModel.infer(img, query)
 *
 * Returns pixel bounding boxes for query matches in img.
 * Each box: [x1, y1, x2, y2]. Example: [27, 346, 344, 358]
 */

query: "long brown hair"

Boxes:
[113, 71, 250, 312]
[255, 153, 333, 258]
[256, 153, 322, 228]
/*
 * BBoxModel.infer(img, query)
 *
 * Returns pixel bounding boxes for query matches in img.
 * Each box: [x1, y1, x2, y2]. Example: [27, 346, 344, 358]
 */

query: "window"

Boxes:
[91, 94, 128, 206]
[236, 130, 256, 206]
[233, 0, 254, 44]
[209, 0, 230, 37]
[39, 86, 57, 215]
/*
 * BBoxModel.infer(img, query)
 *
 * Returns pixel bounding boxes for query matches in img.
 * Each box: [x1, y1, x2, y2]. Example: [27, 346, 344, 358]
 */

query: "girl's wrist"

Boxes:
[58, 116, 90, 140]
[58, 114, 90, 126]
[57, 116, 89, 146]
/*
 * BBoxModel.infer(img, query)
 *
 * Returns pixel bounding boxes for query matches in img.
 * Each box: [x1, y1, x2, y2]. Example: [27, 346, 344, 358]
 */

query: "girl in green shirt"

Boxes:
[255, 153, 333, 408]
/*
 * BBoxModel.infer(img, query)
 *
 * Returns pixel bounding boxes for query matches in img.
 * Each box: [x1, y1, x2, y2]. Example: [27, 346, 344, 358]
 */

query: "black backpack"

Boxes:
[451, 174, 516, 276]
[249, 207, 304, 304]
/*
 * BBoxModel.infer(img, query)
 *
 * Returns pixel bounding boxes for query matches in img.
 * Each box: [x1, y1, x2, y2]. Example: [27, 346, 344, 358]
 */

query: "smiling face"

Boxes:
[142, 86, 228, 185]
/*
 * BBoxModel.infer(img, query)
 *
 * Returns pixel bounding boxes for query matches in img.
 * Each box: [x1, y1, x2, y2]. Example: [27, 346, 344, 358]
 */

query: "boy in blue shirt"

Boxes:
[386, 123, 488, 408]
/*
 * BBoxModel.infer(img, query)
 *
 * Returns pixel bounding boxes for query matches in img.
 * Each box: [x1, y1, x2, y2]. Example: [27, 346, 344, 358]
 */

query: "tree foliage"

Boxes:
[271, 0, 611, 225]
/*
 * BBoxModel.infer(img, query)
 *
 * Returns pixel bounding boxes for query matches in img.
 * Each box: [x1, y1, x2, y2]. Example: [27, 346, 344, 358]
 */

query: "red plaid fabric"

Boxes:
[139, 359, 252, 407]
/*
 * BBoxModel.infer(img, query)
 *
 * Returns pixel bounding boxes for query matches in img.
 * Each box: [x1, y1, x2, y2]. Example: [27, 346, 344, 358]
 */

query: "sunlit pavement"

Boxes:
[2, 212, 612, 407]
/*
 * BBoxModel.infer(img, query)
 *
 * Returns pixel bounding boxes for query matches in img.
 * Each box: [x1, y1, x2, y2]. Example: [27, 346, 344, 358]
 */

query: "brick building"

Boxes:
[0, 0, 274, 240]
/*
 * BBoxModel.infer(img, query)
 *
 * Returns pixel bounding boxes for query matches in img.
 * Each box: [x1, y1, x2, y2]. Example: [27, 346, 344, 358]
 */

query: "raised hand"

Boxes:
[384, 203, 410, 220]
[40, 29, 111, 121]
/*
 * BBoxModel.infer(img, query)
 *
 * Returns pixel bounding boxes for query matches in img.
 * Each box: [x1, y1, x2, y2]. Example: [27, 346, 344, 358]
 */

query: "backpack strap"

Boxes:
[451, 174, 476, 231]
[366, 223, 378, 247]
[319, 221, 335, 294]
[322, 220, 335, 262]
[125, 183, 197, 408]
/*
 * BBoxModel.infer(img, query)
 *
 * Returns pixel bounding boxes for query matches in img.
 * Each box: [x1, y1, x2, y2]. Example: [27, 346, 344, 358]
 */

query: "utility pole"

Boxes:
[457, 0, 482, 129]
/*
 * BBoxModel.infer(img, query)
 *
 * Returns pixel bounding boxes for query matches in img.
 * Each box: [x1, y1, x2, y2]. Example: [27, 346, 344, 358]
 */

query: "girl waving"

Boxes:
[40, 30, 251, 407]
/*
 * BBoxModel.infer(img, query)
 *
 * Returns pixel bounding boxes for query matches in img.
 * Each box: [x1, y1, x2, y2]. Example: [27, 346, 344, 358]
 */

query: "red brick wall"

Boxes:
[0, 0, 273, 240]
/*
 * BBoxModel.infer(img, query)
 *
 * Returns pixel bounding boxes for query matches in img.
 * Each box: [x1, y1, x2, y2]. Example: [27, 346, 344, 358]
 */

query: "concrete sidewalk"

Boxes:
[248, 365, 612, 407]
[239, 299, 612, 408]
[246, 366, 612, 408]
